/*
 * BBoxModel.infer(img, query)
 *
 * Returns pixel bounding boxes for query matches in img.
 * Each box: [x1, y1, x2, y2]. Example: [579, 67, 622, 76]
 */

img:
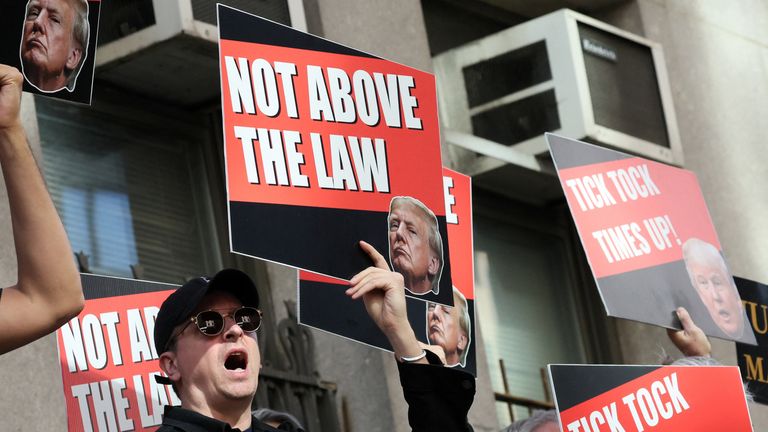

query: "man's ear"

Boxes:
[65, 46, 83, 72]
[159, 351, 181, 383]
[457, 332, 468, 352]
[427, 255, 440, 278]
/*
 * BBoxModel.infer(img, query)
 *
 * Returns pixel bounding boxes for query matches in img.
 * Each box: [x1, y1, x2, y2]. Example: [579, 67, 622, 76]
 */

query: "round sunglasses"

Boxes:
[168, 307, 263, 350]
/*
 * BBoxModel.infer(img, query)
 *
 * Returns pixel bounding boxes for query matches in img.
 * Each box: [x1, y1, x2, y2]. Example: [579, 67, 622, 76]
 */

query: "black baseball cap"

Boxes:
[153, 268, 260, 357]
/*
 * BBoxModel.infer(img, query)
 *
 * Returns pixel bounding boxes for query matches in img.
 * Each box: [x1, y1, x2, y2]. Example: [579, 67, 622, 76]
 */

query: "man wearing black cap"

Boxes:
[153, 241, 475, 431]
[0, 64, 83, 354]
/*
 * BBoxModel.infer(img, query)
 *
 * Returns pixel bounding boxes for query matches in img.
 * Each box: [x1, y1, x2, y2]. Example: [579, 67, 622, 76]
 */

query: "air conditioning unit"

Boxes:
[433, 9, 682, 177]
[95, 0, 306, 106]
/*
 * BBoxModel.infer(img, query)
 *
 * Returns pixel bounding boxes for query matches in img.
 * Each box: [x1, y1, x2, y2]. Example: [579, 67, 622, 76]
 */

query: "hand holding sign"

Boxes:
[667, 307, 711, 358]
[299, 169, 477, 373]
[347, 241, 425, 363]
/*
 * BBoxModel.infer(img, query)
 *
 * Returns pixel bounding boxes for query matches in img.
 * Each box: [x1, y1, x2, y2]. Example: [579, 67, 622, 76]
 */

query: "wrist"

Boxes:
[386, 325, 421, 359]
[399, 349, 427, 363]
[0, 123, 25, 143]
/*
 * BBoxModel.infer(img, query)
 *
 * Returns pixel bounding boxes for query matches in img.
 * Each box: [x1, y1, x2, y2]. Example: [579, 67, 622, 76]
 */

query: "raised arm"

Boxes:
[0, 64, 83, 354]
[348, 241, 475, 432]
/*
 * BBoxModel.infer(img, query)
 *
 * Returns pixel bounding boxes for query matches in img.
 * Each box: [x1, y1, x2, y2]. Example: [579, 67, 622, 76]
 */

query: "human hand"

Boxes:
[0, 65, 23, 132]
[347, 241, 409, 335]
[347, 241, 423, 362]
[667, 307, 712, 357]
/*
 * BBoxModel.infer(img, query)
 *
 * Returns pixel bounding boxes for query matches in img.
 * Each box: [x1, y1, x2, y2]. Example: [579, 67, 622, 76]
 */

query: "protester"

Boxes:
[154, 241, 474, 431]
[427, 286, 471, 367]
[502, 410, 559, 432]
[0, 64, 83, 354]
[388, 196, 444, 295]
[20, 0, 90, 92]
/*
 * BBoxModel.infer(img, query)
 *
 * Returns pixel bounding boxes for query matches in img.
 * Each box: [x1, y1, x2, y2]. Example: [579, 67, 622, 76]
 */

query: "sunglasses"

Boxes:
[168, 307, 263, 349]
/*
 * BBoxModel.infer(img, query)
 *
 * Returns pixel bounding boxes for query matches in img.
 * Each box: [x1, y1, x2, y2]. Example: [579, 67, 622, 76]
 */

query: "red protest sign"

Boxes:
[547, 133, 756, 344]
[298, 168, 477, 374]
[443, 168, 473, 301]
[56, 274, 178, 432]
[218, 5, 452, 306]
[549, 364, 752, 432]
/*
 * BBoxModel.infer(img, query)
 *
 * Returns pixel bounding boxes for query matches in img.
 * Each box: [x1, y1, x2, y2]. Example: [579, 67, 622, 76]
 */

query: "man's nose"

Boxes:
[395, 224, 408, 240]
[32, 10, 46, 31]
[711, 285, 724, 302]
[223, 316, 244, 340]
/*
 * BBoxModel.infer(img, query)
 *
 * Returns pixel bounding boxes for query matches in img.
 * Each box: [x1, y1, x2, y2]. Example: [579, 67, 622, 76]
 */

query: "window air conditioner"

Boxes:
[433, 9, 682, 175]
[96, 0, 306, 106]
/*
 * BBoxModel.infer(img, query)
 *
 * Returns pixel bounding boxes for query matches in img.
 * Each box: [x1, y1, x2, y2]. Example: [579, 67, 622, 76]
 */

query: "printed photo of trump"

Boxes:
[387, 196, 445, 296]
[682, 238, 747, 339]
[19, 0, 90, 93]
[425, 287, 471, 367]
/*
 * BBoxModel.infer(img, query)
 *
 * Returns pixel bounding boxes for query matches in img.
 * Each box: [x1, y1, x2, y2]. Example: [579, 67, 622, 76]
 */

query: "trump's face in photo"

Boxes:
[388, 196, 443, 295]
[20, 0, 89, 92]
[683, 238, 744, 338]
[427, 288, 470, 367]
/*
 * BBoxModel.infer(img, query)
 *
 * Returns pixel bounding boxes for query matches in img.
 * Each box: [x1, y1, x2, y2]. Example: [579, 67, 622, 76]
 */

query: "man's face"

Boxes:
[427, 293, 467, 365]
[688, 260, 744, 337]
[388, 201, 437, 290]
[167, 291, 261, 405]
[21, 0, 80, 84]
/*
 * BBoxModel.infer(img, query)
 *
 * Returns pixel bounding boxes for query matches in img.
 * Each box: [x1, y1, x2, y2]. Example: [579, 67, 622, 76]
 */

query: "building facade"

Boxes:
[0, 0, 766, 430]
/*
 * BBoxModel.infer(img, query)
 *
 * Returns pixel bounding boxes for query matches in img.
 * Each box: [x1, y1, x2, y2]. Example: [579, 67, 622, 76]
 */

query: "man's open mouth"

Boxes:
[224, 351, 248, 371]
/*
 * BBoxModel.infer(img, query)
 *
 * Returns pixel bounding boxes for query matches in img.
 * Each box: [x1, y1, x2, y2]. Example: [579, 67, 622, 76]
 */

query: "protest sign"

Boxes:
[218, 4, 452, 305]
[0, 0, 101, 104]
[547, 133, 755, 344]
[298, 168, 477, 374]
[736, 276, 768, 404]
[549, 364, 752, 432]
[56, 274, 179, 432]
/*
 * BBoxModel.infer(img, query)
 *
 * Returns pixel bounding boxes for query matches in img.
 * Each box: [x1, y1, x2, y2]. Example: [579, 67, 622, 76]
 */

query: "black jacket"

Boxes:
[156, 407, 280, 432]
[157, 354, 475, 432]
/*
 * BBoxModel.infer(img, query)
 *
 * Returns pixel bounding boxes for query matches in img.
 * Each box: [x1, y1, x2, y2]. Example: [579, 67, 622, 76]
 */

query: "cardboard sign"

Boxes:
[736, 277, 768, 404]
[298, 168, 477, 374]
[549, 364, 752, 431]
[0, 0, 101, 104]
[548, 133, 755, 344]
[56, 274, 179, 432]
[218, 4, 452, 305]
